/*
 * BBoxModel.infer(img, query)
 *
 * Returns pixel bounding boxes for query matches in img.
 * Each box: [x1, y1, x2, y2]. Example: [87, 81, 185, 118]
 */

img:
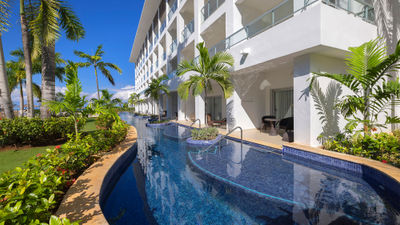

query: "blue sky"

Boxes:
[3, 0, 144, 104]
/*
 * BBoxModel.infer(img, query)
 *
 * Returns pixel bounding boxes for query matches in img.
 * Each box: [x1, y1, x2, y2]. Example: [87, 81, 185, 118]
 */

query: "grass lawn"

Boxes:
[0, 146, 55, 174]
[0, 118, 98, 174]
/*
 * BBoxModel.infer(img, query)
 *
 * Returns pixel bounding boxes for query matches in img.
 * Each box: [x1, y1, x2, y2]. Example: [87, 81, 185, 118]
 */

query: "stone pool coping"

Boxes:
[284, 142, 400, 184]
[56, 126, 137, 225]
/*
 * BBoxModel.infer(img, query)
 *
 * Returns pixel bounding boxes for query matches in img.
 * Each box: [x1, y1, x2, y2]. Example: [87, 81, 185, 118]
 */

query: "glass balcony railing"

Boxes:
[181, 19, 194, 42]
[322, 0, 374, 23]
[154, 33, 159, 44]
[168, 1, 178, 21]
[163, 52, 166, 61]
[169, 39, 177, 55]
[150, 65, 153, 73]
[201, 0, 225, 22]
[149, 43, 153, 52]
[160, 20, 166, 33]
[156, 60, 159, 68]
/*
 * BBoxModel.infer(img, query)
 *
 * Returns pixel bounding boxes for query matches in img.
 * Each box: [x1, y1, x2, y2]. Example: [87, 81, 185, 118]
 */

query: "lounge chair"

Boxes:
[277, 117, 294, 142]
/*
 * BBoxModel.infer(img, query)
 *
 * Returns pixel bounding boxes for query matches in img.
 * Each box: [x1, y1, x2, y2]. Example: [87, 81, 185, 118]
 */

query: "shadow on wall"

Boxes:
[310, 81, 342, 144]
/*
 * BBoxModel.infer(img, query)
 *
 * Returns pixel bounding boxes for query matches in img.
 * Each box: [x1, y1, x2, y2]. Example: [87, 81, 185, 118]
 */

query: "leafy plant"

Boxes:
[0, 119, 128, 224]
[191, 127, 219, 140]
[310, 38, 400, 133]
[177, 42, 234, 125]
[144, 74, 169, 121]
[46, 61, 87, 138]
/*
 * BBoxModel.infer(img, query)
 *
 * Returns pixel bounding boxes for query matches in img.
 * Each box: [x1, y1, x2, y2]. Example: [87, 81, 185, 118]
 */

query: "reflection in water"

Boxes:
[104, 113, 400, 225]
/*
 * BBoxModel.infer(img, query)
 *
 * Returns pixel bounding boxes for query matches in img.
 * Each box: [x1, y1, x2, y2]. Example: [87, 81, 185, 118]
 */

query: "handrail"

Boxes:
[199, 126, 243, 154]
[190, 119, 201, 128]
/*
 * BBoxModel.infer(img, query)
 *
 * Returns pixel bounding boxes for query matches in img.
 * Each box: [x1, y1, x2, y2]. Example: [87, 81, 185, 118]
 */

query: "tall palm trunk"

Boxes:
[20, 0, 34, 118]
[19, 81, 24, 116]
[204, 89, 208, 126]
[40, 43, 56, 119]
[0, 34, 14, 119]
[94, 66, 100, 99]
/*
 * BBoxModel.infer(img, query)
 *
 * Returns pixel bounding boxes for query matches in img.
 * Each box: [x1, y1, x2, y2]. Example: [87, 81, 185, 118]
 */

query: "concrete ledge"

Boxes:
[56, 126, 137, 225]
[284, 142, 400, 197]
[186, 135, 222, 146]
[145, 122, 172, 127]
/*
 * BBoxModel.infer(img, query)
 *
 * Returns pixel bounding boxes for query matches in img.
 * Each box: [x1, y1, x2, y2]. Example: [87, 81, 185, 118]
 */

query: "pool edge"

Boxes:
[55, 126, 138, 225]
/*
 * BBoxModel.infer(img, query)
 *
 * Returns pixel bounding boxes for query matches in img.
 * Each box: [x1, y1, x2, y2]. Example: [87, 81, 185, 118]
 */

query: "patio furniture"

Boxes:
[277, 117, 294, 142]
[263, 117, 280, 136]
[212, 118, 227, 128]
[260, 115, 277, 133]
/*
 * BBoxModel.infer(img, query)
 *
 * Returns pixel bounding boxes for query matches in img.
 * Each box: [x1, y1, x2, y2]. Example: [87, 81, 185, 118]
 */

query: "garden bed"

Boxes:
[186, 135, 222, 146]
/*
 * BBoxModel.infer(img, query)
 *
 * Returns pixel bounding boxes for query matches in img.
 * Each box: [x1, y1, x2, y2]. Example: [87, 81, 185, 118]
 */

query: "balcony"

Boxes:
[181, 19, 194, 43]
[163, 52, 167, 61]
[149, 43, 153, 52]
[168, 1, 178, 21]
[201, 0, 225, 22]
[160, 20, 166, 34]
[156, 60, 159, 68]
[169, 39, 177, 55]
[209, 0, 374, 56]
[154, 33, 159, 44]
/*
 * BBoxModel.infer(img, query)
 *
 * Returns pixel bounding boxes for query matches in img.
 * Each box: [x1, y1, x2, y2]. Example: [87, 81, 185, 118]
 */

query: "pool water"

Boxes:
[102, 113, 400, 225]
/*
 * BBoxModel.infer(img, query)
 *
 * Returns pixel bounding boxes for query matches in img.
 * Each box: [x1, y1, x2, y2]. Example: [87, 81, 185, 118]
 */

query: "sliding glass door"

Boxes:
[272, 89, 293, 119]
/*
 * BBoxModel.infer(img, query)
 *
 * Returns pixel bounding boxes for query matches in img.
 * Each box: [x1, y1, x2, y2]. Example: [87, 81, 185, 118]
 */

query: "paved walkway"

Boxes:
[176, 120, 286, 149]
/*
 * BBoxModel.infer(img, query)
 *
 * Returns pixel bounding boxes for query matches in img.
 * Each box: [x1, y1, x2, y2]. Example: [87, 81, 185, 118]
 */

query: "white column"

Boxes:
[195, 95, 205, 125]
[177, 95, 185, 121]
[225, 0, 243, 37]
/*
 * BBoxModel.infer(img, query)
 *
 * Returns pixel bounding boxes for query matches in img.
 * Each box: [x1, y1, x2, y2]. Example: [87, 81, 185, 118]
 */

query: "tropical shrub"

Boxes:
[323, 131, 400, 167]
[0, 122, 129, 224]
[95, 113, 115, 129]
[0, 117, 84, 147]
[191, 127, 219, 140]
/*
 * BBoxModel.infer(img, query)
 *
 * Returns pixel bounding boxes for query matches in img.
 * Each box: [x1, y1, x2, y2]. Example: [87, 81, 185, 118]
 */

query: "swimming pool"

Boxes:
[101, 113, 400, 225]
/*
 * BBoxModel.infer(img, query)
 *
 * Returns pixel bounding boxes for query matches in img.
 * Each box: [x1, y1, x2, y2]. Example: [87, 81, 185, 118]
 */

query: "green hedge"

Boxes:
[0, 122, 129, 224]
[323, 131, 400, 168]
[0, 117, 85, 147]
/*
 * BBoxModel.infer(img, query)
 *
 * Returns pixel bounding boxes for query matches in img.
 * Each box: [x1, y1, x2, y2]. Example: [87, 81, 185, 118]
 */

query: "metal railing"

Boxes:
[181, 19, 194, 42]
[190, 119, 201, 128]
[168, 0, 178, 21]
[201, 0, 225, 22]
[200, 126, 243, 154]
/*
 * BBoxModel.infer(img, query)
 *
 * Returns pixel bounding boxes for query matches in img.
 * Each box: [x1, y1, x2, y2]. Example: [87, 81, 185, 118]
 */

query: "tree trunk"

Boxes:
[158, 97, 162, 121]
[40, 43, 56, 119]
[204, 89, 208, 127]
[19, 81, 24, 117]
[0, 34, 14, 119]
[373, 0, 400, 130]
[94, 66, 100, 99]
[20, 0, 34, 118]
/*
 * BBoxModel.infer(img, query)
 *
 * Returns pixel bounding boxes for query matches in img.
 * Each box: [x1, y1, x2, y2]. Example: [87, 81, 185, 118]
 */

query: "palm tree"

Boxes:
[0, 0, 14, 119]
[6, 48, 64, 115]
[74, 45, 122, 99]
[144, 74, 170, 121]
[177, 42, 234, 125]
[30, 0, 85, 119]
[128, 92, 141, 110]
[310, 38, 400, 133]
[6, 50, 41, 116]
[46, 61, 86, 138]
[20, 0, 35, 118]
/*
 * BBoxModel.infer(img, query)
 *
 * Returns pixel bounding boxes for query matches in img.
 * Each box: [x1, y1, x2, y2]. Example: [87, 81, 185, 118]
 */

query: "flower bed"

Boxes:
[323, 131, 400, 168]
[186, 135, 222, 146]
[0, 117, 84, 147]
[186, 127, 221, 146]
[0, 122, 129, 224]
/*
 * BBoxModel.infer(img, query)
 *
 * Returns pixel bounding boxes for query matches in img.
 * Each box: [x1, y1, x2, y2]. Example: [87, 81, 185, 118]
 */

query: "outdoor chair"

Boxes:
[260, 115, 277, 133]
[277, 117, 294, 142]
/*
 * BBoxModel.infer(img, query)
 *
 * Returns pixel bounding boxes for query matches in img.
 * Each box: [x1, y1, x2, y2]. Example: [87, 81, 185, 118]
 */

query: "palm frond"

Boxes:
[58, 2, 84, 41]
[95, 44, 104, 57]
[30, 0, 61, 46]
[32, 82, 42, 99]
[97, 63, 115, 85]
[102, 62, 122, 74]
[0, 0, 11, 32]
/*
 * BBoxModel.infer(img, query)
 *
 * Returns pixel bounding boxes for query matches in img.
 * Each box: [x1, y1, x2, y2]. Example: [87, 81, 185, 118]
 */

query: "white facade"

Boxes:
[130, 0, 378, 146]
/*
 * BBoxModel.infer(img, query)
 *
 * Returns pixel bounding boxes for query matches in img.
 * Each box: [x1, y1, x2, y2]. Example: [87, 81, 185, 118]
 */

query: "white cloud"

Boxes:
[111, 85, 135, 101]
